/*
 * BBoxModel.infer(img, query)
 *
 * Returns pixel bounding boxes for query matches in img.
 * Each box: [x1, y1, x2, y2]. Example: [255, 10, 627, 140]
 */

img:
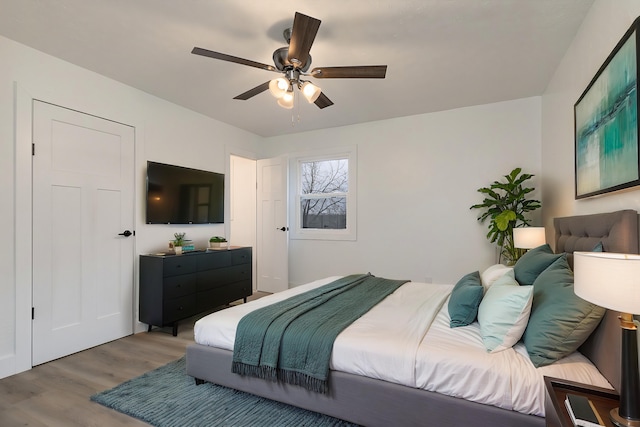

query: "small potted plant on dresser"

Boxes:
[171, 232, 186, 255]
[209, 236, 227, 249]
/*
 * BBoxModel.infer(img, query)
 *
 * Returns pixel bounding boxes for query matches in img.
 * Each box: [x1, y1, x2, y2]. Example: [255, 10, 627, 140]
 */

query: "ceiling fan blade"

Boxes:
[311, 65, 387, 79]
[192, 47, 276, 72]
[287, 12, 321, 69]
[314, 92, 334, 109]
[233, 81, 271, 100]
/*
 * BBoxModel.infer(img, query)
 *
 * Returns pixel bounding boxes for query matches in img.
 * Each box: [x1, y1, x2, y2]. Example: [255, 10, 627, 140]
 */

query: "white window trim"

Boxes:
[289, 145, 357, 241]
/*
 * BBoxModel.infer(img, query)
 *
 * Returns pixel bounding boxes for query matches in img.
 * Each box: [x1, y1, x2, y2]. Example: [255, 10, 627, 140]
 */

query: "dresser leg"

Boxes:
[172, 322, 178, 336]
[147, 324, 152, 332]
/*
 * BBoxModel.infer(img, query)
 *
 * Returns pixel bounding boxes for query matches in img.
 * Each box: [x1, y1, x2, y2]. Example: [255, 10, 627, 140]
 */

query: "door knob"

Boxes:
[118, 230, 133, 237]
[277, 227, 289, 231]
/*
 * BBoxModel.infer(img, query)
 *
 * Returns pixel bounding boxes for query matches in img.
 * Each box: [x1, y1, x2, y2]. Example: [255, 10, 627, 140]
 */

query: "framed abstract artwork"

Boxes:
[574, 17, 640, 199]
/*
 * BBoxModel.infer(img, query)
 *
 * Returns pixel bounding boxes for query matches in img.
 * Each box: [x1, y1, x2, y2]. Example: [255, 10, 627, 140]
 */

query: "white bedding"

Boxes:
[194, 276, 613, 417]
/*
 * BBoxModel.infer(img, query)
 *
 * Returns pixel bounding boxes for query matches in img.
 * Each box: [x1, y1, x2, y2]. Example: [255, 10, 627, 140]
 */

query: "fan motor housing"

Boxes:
[273, 46, 311, 72]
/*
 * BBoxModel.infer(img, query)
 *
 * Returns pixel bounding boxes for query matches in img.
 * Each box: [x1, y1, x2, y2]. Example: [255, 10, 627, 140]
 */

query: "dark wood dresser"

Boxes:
[139, 247, 252, 335]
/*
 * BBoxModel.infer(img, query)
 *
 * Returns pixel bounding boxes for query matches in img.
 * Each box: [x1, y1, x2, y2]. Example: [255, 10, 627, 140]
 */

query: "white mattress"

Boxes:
[194, 276, 612, 417]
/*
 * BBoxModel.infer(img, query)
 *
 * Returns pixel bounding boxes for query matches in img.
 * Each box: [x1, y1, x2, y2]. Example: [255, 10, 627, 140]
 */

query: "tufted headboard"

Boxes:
[553, 209, 639, 391]
[554, 209, 639, 268]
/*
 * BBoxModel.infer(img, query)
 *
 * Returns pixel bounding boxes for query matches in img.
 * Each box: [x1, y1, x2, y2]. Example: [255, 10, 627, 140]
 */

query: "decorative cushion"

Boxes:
[448, 271, 484, 328]
[523, 255, 606, 367]
[480, 264, 514, 294]
[592, 241, 604, 252]
[514, 244, 562, 286]
[477, 271, 533, 353]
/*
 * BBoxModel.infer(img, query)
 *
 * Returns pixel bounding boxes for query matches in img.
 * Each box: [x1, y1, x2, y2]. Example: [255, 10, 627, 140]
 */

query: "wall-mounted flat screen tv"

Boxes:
[146, 161, 224, 224]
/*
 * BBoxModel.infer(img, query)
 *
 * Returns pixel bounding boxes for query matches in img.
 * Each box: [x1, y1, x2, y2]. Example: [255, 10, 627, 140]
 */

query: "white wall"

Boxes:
[229, 154, 258, 290]
[264, 97, 543, 286]
[541, 0, 640, 239]
[0, 35, 262, 378]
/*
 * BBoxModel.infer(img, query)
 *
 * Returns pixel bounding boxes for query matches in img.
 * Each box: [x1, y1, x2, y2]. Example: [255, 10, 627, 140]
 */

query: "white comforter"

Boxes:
[194, 276, 612, 417]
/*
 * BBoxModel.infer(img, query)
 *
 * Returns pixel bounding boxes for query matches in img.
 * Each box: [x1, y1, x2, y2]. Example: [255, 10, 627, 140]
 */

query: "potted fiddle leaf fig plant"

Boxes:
[209, 236, 227, 249]
[470, 167, 541, 265]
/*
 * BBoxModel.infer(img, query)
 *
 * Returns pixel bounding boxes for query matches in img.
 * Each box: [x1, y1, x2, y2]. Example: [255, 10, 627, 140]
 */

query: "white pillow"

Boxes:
[480, 264, 514, 294]
[477, 273, 533, 353]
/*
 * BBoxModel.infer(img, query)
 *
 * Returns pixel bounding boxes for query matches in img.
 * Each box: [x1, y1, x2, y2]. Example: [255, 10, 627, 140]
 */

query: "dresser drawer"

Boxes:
[197, 264, 251, 291]
[197, 251, 232, 271]
[231, 248, 251, 265]
[163, 294, 196, 323]
[196, 280, 252, 312]
[163, 273, 197, 299]
[162, 256, 197, 277]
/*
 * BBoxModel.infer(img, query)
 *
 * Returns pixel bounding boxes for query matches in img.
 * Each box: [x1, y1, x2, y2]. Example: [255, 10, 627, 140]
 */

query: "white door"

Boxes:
[32, 101, 135, 365]
[256, 157, 288, 293]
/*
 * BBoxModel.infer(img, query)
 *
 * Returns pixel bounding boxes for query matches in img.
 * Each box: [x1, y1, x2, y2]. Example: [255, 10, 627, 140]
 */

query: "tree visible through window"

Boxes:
[300, 158, 348, 229]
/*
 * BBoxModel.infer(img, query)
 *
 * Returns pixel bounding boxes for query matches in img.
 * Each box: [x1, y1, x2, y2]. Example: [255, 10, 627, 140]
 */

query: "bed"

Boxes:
[186, 209, 639, 426]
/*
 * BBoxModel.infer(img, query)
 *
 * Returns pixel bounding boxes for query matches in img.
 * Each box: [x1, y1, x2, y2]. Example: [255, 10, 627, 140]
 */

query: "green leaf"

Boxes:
[495, 210, 516, 231]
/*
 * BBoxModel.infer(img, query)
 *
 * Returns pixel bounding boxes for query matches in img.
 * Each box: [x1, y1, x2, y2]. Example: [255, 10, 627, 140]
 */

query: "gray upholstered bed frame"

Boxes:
[186, 210, 639, 426]
[555, 209, 639, 393]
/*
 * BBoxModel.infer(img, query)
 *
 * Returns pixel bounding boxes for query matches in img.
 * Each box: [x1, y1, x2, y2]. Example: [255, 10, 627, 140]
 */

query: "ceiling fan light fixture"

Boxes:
[192, 12, 387, 112]
[269, 78, 289, 99]
[301, 81, 322, 103]
[277, 90, 294, 109]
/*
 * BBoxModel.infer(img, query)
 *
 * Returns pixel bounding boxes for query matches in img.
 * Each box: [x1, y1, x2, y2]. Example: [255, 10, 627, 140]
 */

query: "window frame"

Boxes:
[289, 146, 357, 241]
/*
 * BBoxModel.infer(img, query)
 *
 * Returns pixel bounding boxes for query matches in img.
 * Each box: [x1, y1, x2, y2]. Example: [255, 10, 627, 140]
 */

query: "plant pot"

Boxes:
[209, 241, 226, 249]
[174, 246, 183, 255]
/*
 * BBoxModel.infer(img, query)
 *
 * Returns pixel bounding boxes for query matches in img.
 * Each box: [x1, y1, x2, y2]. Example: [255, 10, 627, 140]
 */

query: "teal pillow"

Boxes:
[592, 241, 604, 252]
[477, 271, 533, 353]
[514, 244, 562, 286]
[448, 271, 484, 328]
[522, 255, 606, 367]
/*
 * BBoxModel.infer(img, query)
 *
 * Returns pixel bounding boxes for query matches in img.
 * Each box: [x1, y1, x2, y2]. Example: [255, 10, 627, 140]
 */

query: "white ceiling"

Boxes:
[0, 0, 594, 137]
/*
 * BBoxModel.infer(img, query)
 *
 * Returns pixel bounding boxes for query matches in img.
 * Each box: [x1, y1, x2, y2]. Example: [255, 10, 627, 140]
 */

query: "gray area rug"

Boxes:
[91, 357, 359, 427]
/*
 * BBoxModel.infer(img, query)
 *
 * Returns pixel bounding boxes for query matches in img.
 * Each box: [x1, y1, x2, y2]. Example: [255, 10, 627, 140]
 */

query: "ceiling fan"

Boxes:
[191, 12, 388, 109]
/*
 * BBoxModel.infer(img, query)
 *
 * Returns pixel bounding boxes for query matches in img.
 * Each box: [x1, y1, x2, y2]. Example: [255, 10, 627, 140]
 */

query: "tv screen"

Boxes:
[146, 161, 224, 224]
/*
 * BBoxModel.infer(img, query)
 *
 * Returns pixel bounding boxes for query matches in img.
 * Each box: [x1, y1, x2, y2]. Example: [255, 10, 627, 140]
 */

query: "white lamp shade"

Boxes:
[301, 81, 321, 103]
[513, 227, 546, 249]
[269, 78, 289, 99]
[574, 251, 640, 314]
[277, 91, 294, 109]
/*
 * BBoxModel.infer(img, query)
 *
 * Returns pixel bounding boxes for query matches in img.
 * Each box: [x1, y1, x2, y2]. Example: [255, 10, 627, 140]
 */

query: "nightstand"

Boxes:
[544, 376, 620, 427]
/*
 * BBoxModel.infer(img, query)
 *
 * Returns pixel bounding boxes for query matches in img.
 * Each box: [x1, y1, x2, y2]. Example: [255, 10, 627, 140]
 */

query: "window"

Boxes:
[290, 146, 357, 240]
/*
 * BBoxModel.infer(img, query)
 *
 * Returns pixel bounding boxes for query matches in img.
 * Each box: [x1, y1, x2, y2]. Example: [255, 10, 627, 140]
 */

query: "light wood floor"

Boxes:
[0, 294, 268, 427]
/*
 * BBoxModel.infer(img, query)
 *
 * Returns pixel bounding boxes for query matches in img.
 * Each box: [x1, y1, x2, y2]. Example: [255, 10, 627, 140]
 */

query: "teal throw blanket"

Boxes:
[232, 273, 408, 393]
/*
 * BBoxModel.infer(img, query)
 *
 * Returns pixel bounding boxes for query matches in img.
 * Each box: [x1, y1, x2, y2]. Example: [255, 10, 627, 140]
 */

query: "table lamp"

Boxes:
[513, 227, 546, 249]
[574, 252, 640, 427]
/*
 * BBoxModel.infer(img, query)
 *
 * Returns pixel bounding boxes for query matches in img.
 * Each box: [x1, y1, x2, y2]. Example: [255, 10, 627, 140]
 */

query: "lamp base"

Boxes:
[611, 408, 640, 427]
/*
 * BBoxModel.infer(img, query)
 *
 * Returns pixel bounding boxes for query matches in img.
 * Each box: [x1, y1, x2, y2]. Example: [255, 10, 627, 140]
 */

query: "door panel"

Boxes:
[50, 185, 82, 329]
[32, 101, 135, 365]
[256, 157, 288, 293]
[95, 188, 124, 318]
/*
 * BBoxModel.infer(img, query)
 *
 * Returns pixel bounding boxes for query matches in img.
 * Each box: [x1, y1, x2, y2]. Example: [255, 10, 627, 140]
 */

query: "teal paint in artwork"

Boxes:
[575, 28, 639, 196]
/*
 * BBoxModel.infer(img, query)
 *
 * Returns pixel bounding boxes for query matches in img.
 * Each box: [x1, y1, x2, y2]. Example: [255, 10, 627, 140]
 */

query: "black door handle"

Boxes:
[118, 230, 133, 237]
[277, 227, 289, 231]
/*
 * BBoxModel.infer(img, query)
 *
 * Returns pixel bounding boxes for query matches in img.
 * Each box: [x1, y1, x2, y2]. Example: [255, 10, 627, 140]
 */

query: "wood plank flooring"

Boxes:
[0, 294, 268, 427]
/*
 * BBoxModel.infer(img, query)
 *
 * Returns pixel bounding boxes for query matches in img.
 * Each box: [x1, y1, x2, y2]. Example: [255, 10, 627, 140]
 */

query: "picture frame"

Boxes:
[574, 17, 640, 199]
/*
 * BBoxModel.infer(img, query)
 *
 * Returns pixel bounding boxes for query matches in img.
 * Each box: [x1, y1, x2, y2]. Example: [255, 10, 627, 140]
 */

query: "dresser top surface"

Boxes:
[144, 246, 250, 258]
